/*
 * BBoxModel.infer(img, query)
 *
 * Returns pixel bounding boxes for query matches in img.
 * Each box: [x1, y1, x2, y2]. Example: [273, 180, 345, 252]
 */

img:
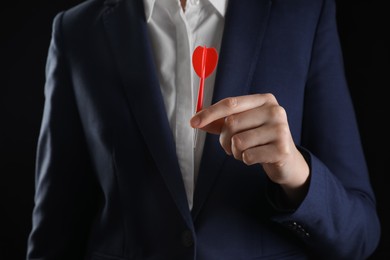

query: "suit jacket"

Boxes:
[27, 0, 381, 259]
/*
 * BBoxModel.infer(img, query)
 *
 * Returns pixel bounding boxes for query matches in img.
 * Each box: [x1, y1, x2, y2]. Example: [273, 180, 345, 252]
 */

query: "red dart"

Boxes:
[192, 45, 218, 113]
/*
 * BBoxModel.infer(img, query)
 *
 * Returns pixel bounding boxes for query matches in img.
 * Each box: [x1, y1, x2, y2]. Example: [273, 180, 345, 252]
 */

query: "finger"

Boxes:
[220, 104, 286, 155]
[241, 120, 292, 166]
[198, 118, 225, 135]
[241, 134, 293, 167]
[241, 144, 283, 166]
[219, 107, 266, 154]
[190, 93, 277, 131]
[229, 123, 284, 160]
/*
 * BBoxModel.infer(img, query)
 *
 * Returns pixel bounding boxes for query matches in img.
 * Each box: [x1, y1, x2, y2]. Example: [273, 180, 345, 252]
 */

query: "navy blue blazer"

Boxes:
[27, 0, 381, 259]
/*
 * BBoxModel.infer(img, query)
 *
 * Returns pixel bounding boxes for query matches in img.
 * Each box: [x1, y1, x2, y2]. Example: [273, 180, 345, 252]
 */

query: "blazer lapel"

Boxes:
[192, 0, 273, 220]
[102, 0, 192, 228]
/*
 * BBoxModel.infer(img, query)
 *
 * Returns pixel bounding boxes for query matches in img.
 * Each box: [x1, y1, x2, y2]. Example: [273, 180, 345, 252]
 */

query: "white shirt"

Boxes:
[143, 0, 227, 209]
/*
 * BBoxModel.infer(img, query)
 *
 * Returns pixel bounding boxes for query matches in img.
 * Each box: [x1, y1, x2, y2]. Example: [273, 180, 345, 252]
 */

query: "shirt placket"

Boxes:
[173, 2, 195, 209]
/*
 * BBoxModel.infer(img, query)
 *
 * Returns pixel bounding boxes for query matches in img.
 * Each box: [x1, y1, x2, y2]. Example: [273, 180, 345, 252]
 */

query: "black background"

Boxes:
[0, 0, 389, 259]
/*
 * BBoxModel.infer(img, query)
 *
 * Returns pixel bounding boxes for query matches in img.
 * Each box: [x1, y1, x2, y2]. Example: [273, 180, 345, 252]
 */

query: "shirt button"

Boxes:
[181, 229, 194, 247]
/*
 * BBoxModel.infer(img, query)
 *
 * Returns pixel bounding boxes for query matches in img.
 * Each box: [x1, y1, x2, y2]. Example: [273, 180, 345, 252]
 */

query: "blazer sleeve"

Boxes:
[26, 12, 98, 259]
[268, 0, 381, 259]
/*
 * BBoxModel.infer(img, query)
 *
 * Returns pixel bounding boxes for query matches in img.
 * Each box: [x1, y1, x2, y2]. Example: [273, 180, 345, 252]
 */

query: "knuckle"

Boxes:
[219, 133, 227, 148]
[219, 133, 231, 154]
[275, 141, 291, 158]
[219, 134, 224, 146]
[233, 151, 241, 161]
[231, 134, 244, 152]
[242, 150, 255, 165]
[269, 105, 286, 121]
[274, 123, 290, 139]
[263, 93, 277, 103]
[224, 115, 237, 130]
[224, 97, 238, 110]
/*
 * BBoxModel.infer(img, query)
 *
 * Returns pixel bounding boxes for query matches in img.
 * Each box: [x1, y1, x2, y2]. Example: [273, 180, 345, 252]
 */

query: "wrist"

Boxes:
[279, 149, 310, 206]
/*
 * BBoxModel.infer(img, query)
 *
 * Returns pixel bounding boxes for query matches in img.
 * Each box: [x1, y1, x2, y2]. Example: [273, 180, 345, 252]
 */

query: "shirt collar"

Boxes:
[143, 0, 155, 22]
[209, 0, 228, 17]
[143, 0, 228, 22]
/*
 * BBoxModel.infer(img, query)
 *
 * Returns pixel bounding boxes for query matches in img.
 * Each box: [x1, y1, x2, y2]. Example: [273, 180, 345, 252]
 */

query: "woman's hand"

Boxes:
[190, 93, 310, 204]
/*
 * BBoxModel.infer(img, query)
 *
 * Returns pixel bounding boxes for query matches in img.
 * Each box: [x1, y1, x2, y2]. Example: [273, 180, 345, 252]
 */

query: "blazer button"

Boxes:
[181, 230, 194, 247]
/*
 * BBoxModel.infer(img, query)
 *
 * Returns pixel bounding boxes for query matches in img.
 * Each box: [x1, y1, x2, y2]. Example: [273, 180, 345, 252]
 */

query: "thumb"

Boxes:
[190, 116, 225, 135]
